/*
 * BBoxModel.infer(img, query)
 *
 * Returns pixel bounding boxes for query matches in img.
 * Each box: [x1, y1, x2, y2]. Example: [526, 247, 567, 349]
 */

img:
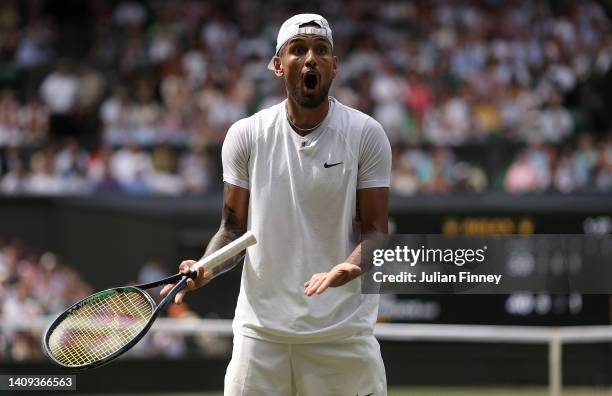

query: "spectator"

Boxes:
[119, 33, 149, 75]
[200, 12, 239, 60]
[159, 75, 194, 144]
[181, 40, 207, 88]
[371, 60, 407, 143]
[18, 97, 49, 144]
[179, 144, 213, 194]
[130, 80, 161, 145]
[39, 62, 79, 139]
[537, 93, 573, 143]
[110, 143, 154, 187]
[0, 2, 20, 61]
[113, 1, 147, 28]
[554, 147, 577, 194]
[422, 148, 453, 193]
[452, 162, 487, 193]
[55, 137, 89, 177]
[24, 149, 63, 195]
[148, 26, 178, 65]
[525, 140, 551, 191]
[151, 143, 176, 174]
[0, 161, 27, 194]
[391, 156, 419, 196]
[75, 63, 105, 115]
[100, 85, 133, 145]
[403, 71, 433, 123]
[94, 161, 123, 193]
[14, 19, 54, 70]
[593, 143, 612, 192]
[0, 90, 20, 146]
[124, 169, 152, 195]
[472, 92, 503, 140]
[505, 149, 539, 194]
[573, 133, 597, 189]
[148, 144, 184, 195]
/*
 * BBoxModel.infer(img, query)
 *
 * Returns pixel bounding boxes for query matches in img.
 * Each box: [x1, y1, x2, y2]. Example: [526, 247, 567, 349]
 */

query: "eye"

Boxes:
[292, 46, 306, 55]
[317, 46, 328, 55]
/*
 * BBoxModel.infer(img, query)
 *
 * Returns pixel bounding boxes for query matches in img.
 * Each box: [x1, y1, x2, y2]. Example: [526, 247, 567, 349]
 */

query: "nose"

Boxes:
[305, 48, 317, 68]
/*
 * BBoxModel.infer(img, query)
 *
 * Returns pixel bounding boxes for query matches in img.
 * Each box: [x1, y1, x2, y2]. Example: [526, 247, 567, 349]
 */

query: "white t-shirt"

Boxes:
[222, 97, 391, 343]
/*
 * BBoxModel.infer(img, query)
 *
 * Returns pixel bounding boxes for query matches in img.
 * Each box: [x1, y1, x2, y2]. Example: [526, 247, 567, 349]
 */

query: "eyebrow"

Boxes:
[287, 37, 331, 46]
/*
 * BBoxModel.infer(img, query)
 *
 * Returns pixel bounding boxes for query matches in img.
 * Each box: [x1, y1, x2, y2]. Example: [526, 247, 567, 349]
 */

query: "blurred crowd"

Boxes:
[0, 0, 610, 195]
[392, 146, 488, 195]
[1, 133, 610, 195]
[504, 133, 612, 193]
[0, 138, 215, 195]
[0, 238, 92, 360]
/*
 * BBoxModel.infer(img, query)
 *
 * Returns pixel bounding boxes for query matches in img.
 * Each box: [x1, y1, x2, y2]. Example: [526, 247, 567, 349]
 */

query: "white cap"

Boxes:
[267, 13, 333, 71]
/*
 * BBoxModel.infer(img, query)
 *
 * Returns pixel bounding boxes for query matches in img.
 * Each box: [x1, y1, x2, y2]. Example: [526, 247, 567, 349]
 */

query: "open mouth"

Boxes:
[303, 73, 318, 91]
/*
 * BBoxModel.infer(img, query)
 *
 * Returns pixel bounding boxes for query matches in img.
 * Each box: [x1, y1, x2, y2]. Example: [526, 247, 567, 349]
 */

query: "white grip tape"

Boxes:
[193, 231, 257, 273]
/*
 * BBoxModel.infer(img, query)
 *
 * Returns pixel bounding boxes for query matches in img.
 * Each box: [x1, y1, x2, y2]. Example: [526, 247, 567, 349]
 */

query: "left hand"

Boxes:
[304, 263, 362, 296]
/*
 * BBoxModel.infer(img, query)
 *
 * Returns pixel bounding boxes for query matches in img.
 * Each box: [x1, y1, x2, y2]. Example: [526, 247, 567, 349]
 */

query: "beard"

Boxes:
[287, 78, 333, 108]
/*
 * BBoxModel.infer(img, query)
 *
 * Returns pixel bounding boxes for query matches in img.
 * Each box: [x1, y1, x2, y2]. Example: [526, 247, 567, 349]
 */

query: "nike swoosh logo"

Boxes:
[324, 161, 343, 168]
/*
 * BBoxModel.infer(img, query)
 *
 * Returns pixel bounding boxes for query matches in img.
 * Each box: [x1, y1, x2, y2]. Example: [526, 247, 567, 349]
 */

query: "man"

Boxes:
[161, 14, 391, 395]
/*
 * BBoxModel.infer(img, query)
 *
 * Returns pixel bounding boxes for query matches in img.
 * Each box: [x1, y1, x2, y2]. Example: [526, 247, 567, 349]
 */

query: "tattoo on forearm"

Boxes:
[203, 192, 247, 278]
[221, 202, 243, 236]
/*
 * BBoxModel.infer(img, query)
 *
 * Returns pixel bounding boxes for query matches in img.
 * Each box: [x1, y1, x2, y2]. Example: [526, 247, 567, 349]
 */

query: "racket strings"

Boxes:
[47, 289, 153, 366]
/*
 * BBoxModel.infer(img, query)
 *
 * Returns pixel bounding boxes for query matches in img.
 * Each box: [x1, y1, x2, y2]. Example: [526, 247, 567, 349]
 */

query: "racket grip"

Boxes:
[192, 231, 257, 273]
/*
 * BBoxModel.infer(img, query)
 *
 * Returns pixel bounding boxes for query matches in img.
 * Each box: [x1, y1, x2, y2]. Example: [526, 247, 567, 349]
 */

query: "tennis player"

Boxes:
[161, 13, 391, 395]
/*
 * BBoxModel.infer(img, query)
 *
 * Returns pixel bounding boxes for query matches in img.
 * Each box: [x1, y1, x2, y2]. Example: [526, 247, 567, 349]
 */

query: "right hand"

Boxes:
[160, 260, 213, 304]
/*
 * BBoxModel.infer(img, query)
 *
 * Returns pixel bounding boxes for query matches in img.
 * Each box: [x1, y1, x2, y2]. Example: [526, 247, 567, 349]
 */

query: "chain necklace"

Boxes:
[285, 98, 331, 134]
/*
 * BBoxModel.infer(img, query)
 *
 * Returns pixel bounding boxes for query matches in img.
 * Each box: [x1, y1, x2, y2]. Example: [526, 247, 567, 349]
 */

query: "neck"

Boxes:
[286, 96, 330, 136]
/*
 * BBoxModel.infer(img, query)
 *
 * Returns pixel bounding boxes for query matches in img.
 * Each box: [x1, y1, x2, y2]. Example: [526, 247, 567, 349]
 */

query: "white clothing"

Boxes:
[222, 97, 391, 343]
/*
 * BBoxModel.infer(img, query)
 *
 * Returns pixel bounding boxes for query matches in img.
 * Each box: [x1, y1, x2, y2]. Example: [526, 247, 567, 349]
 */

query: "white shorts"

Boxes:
[224, 332, 387, 396]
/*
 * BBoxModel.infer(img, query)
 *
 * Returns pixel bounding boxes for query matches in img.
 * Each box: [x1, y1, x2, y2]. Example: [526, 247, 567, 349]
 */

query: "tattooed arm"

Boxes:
[204, 183, 250, 277]
[161, 183, 249, 304]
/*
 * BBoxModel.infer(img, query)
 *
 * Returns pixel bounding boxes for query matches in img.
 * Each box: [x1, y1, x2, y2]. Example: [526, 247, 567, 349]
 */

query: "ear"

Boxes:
[332, 55, 338, 79]
[273, 56, 284, 77]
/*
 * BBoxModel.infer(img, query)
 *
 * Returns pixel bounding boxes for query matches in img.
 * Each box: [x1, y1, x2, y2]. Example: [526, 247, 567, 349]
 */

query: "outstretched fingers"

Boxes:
[315, 275, 334, 295]
[304, 263, 363, 297]
[304, 273, 326, 296]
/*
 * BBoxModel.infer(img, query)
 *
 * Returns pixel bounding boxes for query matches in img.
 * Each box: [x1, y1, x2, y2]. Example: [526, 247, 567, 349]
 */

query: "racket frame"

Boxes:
[42, 272, 195, 371]
[43, 231, 256, 371]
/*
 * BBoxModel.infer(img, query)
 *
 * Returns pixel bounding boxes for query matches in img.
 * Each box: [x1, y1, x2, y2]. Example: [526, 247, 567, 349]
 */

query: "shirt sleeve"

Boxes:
[357, 117, 392, 189]
[222, 119, 251, 189]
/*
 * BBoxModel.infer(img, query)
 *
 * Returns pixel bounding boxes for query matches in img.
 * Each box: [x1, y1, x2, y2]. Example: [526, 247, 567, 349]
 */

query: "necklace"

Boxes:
[285, 98, 331, 134]
[286, 114, 324, 133]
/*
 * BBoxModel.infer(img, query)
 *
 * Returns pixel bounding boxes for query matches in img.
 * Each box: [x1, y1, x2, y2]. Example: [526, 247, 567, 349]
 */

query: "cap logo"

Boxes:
[296, 26, 327, 37]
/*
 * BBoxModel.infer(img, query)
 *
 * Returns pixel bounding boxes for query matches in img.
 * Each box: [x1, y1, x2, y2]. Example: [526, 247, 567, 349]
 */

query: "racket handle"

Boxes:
[192, 231, 257, 273]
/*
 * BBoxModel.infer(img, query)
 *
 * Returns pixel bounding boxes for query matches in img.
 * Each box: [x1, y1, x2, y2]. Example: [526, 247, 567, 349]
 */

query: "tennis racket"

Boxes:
[42, 231, 257, 370]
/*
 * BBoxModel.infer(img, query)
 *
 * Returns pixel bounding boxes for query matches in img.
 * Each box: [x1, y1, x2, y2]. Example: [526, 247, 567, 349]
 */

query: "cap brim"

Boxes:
[267, 57, 275, 71]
